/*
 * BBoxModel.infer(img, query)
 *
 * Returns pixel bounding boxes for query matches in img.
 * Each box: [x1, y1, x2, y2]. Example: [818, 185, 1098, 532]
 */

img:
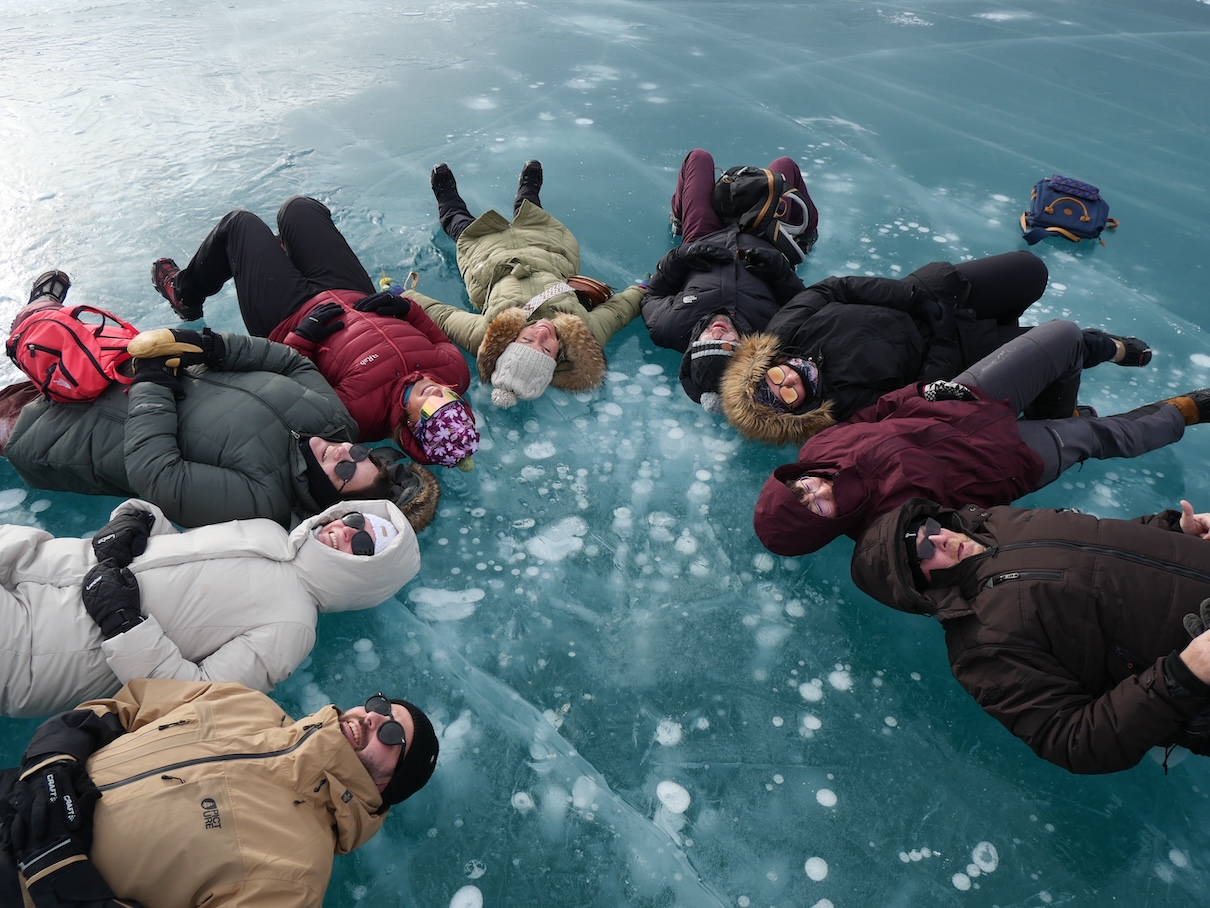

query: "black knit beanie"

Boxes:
[379, 699, 440, 807]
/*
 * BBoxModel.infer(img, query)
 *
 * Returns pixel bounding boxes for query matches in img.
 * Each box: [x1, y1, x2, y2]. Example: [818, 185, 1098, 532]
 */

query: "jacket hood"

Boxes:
[306, 705, 390, 848]
[721, 333, 834, 445]
[850, 498, 948, 617]
[753, 462, 870, 556]
[477, 307, 607, 393]
[290, 500, 420, 612]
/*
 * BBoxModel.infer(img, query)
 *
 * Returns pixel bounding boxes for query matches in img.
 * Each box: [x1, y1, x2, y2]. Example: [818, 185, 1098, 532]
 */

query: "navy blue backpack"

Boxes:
[1021, 174, 1119, 245]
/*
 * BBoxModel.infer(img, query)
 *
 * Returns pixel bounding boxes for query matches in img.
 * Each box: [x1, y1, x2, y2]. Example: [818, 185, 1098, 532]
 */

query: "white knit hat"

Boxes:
[490, 342, 557, 408]
[362, 513, 398, 554]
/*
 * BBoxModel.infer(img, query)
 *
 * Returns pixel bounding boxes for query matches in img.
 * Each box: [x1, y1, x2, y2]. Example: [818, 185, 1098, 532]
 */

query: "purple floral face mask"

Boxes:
[413, 400, 480, 466]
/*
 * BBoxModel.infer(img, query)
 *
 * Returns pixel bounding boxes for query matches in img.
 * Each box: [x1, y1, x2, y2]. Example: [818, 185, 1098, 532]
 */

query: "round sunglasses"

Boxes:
[364, 692, 407, 747]
[335, 511, 376, 557]
[910, 517, 942, 561]
[334, 443, 372, 492]
[766, 365, 801, 405]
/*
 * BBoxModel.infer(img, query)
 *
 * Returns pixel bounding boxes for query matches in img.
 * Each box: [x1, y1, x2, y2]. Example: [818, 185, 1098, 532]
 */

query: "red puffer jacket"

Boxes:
[270, 289, 472, 463]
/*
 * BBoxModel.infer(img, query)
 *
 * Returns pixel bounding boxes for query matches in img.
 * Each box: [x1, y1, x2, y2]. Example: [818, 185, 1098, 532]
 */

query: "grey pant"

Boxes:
[954, 319, 1185, 487]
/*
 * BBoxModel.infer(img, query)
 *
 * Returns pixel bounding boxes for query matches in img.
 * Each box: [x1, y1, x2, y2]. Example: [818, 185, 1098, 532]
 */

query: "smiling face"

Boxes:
[787, 475, 835, 517]
[317, 517, 370, 555]
[308, 438, 378, 494]
[914, 524, 987, 582]
[406, 380, 461, 426]
[697, 315, 740, 344]
[338, 701, 415, 792]
[515, 319, 559, 359]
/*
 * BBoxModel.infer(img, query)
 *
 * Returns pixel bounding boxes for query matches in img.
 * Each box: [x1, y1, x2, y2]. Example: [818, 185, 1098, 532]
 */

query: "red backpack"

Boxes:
[5, 305, 139, 403]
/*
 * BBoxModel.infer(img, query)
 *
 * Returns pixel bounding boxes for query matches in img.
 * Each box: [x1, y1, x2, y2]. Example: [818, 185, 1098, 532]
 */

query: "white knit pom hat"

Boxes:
[489, 342, 557, 408]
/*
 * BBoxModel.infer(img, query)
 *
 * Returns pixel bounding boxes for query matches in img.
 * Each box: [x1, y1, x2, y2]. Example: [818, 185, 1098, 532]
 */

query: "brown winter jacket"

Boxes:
[851, 499, 1210, 774]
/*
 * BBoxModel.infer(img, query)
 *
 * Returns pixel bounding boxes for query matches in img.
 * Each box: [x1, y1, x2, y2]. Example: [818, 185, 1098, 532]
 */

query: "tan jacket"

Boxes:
[22, 680, 386, 907]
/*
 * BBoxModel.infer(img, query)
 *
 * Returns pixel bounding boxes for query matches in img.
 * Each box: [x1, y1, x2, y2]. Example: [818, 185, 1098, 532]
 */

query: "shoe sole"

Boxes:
[128, 329, 204, 359]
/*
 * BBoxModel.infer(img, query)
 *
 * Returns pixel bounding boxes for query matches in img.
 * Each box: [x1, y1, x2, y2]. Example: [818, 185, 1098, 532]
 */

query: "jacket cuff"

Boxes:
[1163, 650, 1210, 699]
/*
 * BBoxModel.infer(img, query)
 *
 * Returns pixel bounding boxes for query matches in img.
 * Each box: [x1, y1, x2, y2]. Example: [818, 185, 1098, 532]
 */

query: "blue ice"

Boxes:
[3, 1, 1210, 906]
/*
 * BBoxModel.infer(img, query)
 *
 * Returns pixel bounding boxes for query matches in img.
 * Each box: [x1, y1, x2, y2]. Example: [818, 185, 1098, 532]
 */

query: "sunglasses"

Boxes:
[364, 693, 407, 747]
[766, 365, 800, 406]
[418, 387, 464, 424]
[911, 518, 942, 561]
[336, 511, 375, 557]
[334, 443, 372, 492]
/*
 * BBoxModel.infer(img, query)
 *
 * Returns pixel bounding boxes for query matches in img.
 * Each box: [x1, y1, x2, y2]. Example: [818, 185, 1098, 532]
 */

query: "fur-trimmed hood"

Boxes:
[476, 306, 606, 393]
[720, 333, 835, 446]
[369, 448, 440, 532]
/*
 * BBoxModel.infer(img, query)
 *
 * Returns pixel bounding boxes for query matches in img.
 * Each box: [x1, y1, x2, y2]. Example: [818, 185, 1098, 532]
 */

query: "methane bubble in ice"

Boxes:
[828, 670, 853, 691]
[408, 587, 485, 621]
[0, 489, 28, 511]
[971, 841, 999, 872]
[655, 719, 683, 745]
[526, 517, 588, 560]
[656, 780, 691, 814]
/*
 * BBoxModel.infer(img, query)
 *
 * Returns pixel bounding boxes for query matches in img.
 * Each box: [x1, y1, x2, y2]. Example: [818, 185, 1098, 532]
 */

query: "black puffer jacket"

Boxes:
[722, 262, 1008, 446]
[641, 226, 806, 353]
[851, 499, 1210, 774]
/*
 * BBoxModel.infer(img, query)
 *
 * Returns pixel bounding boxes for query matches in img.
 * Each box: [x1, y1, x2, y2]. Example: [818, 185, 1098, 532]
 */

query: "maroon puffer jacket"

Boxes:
[270, 289, 472, 463]
[753, 383, 1044, 556]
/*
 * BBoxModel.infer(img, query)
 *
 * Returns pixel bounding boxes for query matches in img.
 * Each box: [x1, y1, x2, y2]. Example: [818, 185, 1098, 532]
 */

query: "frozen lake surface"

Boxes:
[3, 1, 1210, 905]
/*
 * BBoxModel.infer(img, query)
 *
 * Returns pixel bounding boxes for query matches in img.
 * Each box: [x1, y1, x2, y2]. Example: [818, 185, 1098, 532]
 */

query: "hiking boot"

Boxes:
[430, 163, 459, 205]
[1074, 404, 1099, 418]
[514, 160, 543, 214]
[151, 258, 203, 321]
[28, 270, 71, 305]
[518, 160, 543, 194]
[1165, 389, 1210, 426]
[1110, 334, 1152, 367]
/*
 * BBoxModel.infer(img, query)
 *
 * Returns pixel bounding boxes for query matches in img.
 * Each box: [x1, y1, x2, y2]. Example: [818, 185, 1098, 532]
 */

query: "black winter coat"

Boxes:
[641, 226, 805, 353]
[762, 263, 1004, 421]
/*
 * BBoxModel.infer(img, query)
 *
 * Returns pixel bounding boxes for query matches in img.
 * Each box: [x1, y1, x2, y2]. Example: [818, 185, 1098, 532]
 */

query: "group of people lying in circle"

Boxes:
[2, 148, 1210, 907]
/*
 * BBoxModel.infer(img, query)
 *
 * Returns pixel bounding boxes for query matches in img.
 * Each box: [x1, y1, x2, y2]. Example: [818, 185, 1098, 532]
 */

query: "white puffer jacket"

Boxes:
[0, 498, 420, 717]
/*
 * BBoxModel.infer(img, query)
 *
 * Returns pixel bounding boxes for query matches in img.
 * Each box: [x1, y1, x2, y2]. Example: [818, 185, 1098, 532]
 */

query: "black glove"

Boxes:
[1184, 598, 1210, 640]
[82, 560, 143, 639]
[2, 760, 100, 877]
[737, 246, 792, 282]
[921, 379, 977, 402]
[91, 510, 155, 567]
[354, 291, 412, 319]
[131, 356, 184, 400]
[161, 328, 225, 369]
[292, 302, 346, 343]
[919, 296, 958, 340]
[678, 243, 733, 271]
[128, 327, 225, 369]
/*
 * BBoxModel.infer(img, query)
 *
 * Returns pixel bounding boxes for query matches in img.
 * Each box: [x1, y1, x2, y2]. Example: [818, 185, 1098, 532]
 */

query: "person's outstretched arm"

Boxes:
[582, 285, 646, 348]
[414, 298, 488, 354]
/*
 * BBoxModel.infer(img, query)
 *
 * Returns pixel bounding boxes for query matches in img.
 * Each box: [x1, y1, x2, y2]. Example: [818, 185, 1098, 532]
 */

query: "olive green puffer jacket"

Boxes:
[5, 333, 357, 528]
